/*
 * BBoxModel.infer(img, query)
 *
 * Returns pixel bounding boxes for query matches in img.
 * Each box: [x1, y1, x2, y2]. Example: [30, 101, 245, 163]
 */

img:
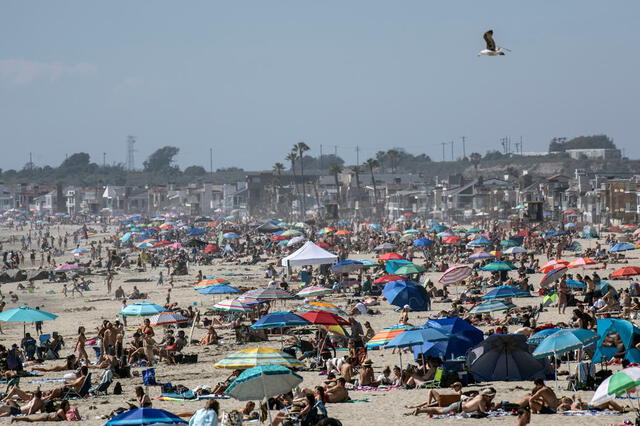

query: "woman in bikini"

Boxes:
[75, 327, 89, 363]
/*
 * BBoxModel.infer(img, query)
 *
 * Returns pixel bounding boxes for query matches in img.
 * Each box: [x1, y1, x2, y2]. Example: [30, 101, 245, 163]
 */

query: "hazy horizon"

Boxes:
[2, 1, 639, 171]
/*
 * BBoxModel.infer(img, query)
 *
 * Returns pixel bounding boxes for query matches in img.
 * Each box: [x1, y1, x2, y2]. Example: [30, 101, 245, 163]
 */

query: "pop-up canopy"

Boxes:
[281, 241, 338, 267]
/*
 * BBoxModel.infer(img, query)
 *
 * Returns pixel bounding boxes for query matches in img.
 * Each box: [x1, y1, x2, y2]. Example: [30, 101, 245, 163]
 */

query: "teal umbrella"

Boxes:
[394, 263, 427, 275]
[469, 300, 515, 314]
[532, 328, 599, 359]
[120, 302, 166, 317]
[481, 261, 517, 271]
[0, 306, 58, 336]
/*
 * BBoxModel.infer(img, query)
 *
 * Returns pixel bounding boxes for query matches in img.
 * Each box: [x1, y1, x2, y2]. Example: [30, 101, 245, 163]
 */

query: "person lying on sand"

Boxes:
[31, 355, 79, 373]
[0, 389, 44, 417]
[405, 382, 466, 415]
[557, 395, 627, 412]
[408, 387, 495, 416]
[10, 400, 70, 423]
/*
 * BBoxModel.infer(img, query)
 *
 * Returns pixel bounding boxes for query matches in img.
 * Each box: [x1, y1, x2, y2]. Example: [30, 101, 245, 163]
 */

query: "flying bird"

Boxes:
[478, 30, 510, 56]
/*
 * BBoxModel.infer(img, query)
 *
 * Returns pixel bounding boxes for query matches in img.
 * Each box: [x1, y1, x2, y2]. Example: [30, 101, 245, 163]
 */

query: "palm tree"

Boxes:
[387, 149, 399, 173]
[364, 158, 379, 216]
[272, 162, 285, 213]
[294, 142, 310, 217]
[328, 164, 343, 203]
[352, 165, 362, 204]
[469, 152, 482, 174]
[285, 152, 298, 217]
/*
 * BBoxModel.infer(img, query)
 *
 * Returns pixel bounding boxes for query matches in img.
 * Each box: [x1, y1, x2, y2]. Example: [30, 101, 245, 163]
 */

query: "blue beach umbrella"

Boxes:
[533, 328, 599, 359]
[482, 285, 531, 300]
[120, 302, 166, 317]
[566, 280, 586, 289]
[413, 317, 483, 360]
[469, 300, 515, 314]
[469, 251, 495, 261]
[468, 237, 491, 247]
[382, 280, 430, 311]
[384, 327, 450, 349]
[250, 311, 311, 329]
[223, 232, 240, 239]
[331, 260, 364, 274]
[527, 328, 560, 346]
[105, 407, 187, 425]
[481, 261, 517, 271]
[610, 242, 636, 253]
[413, 238, 434, 247]
[186, 227, 206, 236]
[198, 284, 241, 295]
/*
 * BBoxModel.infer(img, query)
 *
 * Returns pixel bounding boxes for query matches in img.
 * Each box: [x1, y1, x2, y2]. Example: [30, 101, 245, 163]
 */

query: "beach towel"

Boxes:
[560, 410, 624, 416]
[29, 378, 66, 384]
[342, 398, 371, 403]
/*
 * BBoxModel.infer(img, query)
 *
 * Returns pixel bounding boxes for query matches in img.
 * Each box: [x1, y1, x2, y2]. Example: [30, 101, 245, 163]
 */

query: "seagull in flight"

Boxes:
[478, 30, 510, 56]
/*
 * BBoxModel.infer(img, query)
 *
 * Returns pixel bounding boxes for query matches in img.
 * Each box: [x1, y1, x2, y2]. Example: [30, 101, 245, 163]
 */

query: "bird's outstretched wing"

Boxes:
[483, 30, 496, 51]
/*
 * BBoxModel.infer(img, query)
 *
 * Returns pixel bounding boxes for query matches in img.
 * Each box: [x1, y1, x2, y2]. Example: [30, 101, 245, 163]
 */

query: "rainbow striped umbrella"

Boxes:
[194, 278, 231, 290]
[148, 312, 189, 327]
[297, 301, 347, 317]
[366, 325, 412, 349]
[243, 288, 295, 300]
[296, 286, 332, 297]
[214, 347, 303, 370]
[213, 298, 254, 313]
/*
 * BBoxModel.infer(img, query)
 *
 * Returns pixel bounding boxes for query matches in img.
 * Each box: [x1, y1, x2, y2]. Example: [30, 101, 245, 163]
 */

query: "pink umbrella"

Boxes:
[439, 264, 472, 285]
[169, 242, 183, 249]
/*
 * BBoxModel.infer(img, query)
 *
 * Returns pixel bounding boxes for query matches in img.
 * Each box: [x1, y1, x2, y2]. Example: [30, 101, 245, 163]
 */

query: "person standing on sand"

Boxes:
[75, 326, 89, 363]
[106, 271, 113, 294]
[157, 271, 164, 286]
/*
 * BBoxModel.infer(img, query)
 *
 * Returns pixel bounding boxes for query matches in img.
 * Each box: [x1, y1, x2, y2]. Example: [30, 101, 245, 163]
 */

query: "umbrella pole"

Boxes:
[554, 351, 558, 390]
[262, 378, 272, 425]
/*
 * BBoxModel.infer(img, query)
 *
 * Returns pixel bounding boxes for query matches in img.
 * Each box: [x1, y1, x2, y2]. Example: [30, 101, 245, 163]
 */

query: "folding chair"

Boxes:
[421, 368, 443, 389]
[62, 373, 92, 400]
[89, 369, 112, 395]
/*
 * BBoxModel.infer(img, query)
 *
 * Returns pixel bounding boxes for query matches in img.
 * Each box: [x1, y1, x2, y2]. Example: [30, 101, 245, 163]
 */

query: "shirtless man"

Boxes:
[325, 378, 350, 403]
[414, 387, 495, 416]
[102, 322, 117, 358]
[405, 382, 465, 415]
[339, 357, 354, 383]
[518, 379, 559, 414]
[359, 359, 378, 387]
[0, 390, 44, 417]
[4, 367, 88, 402]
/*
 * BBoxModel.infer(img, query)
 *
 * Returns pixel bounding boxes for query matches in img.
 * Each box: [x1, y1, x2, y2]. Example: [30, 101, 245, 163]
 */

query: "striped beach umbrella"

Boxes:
[297, 301, 347, 317]
[439, 264, 472, 285]
[214, 347, 303, 369]
[469, 300, 515, 314]
[366, 325, 412, 349]
[243, 288, 295, 300]
[194, 278, 231, 290]
[148, 312, 189, 327]
[213, 298, 254, 313]
[482, 285, 531, 300]
[296, 286, 332, 298]
[567, 257, 597, 268]
[250, 311, 311, 329]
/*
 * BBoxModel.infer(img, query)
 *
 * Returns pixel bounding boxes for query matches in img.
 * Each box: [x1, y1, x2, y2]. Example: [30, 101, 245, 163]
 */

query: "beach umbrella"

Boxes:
[281, 230, 302, 237]
[527, 328, 560, 346]
[250, 311, 311, 329]
[499, 239, 518, 247]
[186, 227, 206, 236]
[169, 242, 183, 249]
[374, 242, 395, 251]
[299, 310, 349, 326]
[539, 267, 568, 287]
[468, 237, 491, 247]
[482, 285, 531, 300]
[223, 232, 240, 239]
[135, 241, 155, 249]
[335, 230, 351, 236]
[297, 301, 347, 317]
[70, 247, 89, 255]
[148, 312, 189, 327]
[296, 286, 332, 297]
[469, 300, 515, 314]
[331, 259, 364, 274]
[382, 280, 430, 311]
[120, 302, 166, 317]
[503, 246, 527, 254]
[214, 347, 303, 370]
[394, 263, 426, 275]
[194, 278, 231, 290]
[365, 325, 412, 349]
[315, 242, 331, 249]
[286, 236, 306, 246]
[153, 240, 172, 248]
[0, 306, 58, 336]
[213, 298, 254, 313]
[373, 274, 405, 285]
[568, 257, 597, 268]
[489, 250, 502, 257]
[225, 364, 303, 401]
[378, 252, 404, 261]
[442, 235, 461, 244]
[533, 328, 599, 359]
[384, 327, 450, 349]
[468, 251, 495, 261]
[105, 407, 187, 425]
[540, 259, 569, 273]
[198, 284, 241, 295]
[54, 263, 82, 272]
[591, 367, 640, 406]
[413, 238, 434, 247]
[243, 288, 294, 300]
[542, 293, 559, 307]
[610, 242, 636, 253]
[565, 280, 586, 289]
[611, 266, 640, 278]
[481, 261, 516, 271]
[439, 264, 472, 285]
[413, 317, 483, 360]
[369, 223, 383, 231]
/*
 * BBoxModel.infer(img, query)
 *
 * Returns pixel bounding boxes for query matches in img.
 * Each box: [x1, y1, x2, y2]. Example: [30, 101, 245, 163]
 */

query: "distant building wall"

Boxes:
[565, 148, 621, 160]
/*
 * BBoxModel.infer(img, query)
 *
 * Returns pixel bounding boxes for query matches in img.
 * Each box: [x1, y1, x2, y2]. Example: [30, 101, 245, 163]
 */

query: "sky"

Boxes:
[1, 1, 639, 171]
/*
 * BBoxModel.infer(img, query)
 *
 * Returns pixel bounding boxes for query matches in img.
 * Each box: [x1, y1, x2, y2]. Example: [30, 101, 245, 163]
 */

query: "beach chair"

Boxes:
[90, 369, 113, 396]
[421, 368, 443, 389]
[62, 373, 92, 400]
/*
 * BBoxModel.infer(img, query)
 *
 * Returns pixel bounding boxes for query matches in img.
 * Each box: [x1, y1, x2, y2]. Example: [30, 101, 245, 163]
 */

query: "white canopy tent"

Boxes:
[281, 241, 338, 267]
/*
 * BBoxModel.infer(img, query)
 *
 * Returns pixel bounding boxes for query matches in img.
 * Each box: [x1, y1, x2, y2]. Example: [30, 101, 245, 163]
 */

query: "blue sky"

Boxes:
[1, 1, 639, 171]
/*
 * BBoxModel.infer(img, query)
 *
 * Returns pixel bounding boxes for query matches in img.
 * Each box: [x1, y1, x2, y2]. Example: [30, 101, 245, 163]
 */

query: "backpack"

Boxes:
[66, 407, 81, 421]
[142, 368, 156, 386]
[113, 382, 122, 395]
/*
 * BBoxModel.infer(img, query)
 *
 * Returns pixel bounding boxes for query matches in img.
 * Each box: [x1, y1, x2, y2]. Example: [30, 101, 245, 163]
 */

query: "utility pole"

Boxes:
[356, 145, 360, 166]
[103, 152, 106, 167]
[440, 142, 447, 162]
[520, 136, 524, 155]
[334, 145, 338, 157]
[461, 136, 466, 159]
[29, 152, 33, 170]
[126, 136, 136, 171]
[320, 144, 323, 170]
[450, 140, 454, 161]
[209, 148, 213, 175]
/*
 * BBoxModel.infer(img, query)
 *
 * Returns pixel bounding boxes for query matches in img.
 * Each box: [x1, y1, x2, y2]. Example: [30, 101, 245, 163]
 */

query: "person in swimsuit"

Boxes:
[518, 379, 559, 414]
[10, 399, 70, 422]
[75, 326, 89, 363]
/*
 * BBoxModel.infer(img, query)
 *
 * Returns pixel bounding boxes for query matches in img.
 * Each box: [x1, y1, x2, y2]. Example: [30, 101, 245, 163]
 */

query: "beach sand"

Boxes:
[0, 224, 635, 425]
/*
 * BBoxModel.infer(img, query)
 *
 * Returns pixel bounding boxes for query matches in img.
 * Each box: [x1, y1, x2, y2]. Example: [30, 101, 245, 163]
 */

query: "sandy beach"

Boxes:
[0, 224, 636, 426]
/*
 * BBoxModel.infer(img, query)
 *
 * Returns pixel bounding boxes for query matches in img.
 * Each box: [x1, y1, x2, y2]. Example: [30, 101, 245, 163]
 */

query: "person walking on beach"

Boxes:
[157, 271, 164, 286]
